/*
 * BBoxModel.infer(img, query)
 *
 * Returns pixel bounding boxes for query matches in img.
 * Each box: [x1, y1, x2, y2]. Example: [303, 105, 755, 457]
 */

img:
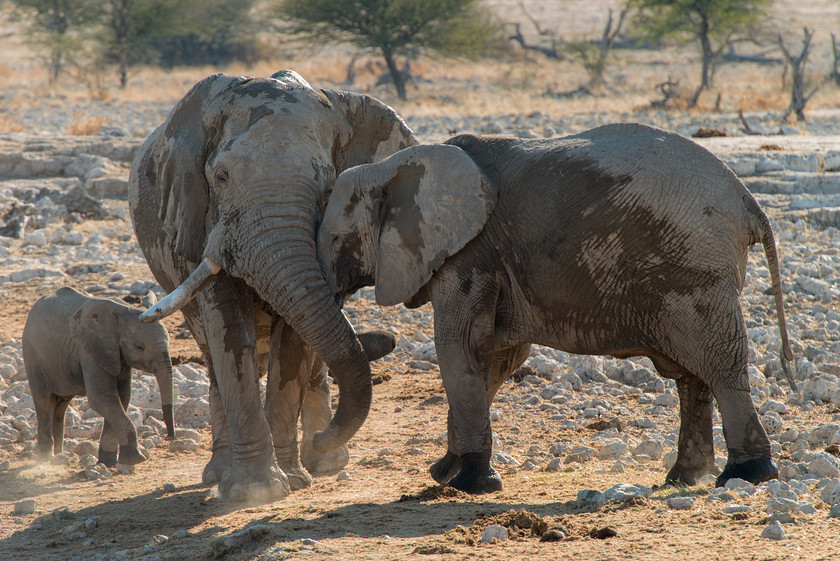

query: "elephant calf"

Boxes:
[318, 123, 795, 494]
[23, 287, 176, 467]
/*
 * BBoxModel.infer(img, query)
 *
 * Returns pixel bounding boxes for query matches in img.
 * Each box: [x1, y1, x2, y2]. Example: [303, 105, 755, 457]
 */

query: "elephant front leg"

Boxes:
[714, 386, 777, 487]
[436, 341, 500, 494]
[202, 365, 231, 485]
[115, 377, 145, 465]
[665, 376, 716, 485]
[86, 371, 143, 466]
[431, 343, 530, 487]
[176, 311, 231, 485]
[197, 282, 290, 501]
[264, 320, 314, 490]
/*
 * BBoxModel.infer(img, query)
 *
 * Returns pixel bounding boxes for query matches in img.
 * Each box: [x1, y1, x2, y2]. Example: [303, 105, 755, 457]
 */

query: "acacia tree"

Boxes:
[628, 0, 771, 106]
[99, 0, 184, 88]
[277, 0, 501, 100]
[778, 27, 818, 122]
[10, 0, 100, 82]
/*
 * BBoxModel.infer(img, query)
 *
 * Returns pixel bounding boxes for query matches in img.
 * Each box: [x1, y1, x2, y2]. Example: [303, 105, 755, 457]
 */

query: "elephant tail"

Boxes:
[758, 213, 796, 392]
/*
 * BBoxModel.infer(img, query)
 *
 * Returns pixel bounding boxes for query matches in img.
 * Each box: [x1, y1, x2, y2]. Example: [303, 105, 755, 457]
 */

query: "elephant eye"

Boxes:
[135, 343, 145, 352]
[215, 168, 229, 185]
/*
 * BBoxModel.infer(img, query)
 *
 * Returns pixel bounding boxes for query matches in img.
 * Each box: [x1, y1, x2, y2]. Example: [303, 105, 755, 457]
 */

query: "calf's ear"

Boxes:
[70, 301, 122, 378]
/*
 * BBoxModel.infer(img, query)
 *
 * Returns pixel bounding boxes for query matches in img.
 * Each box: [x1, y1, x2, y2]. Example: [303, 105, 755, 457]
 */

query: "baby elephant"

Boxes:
[318, 123, 794, 494]
[23, 287, 176, 467]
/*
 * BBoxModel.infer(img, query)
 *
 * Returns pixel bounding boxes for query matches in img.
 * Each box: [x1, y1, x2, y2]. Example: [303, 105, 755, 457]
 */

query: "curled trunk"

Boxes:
[157, 203, 373, 453]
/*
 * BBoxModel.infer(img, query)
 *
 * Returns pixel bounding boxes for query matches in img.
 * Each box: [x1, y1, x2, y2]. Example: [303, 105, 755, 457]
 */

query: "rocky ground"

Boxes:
[0, 98, 839, 561]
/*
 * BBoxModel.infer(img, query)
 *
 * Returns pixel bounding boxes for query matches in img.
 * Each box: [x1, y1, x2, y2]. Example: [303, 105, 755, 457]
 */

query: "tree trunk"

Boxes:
[382, 51, 407, 100]
[778, 28, 817, 123]
[691, 20, 713, 107]
[119, 53, 128, 89]
[833, 34, 840, 86]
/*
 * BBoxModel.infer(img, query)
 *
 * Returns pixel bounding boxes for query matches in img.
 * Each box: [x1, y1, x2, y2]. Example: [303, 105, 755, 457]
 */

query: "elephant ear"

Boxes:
[371, 144, 497, 306]
[70, 300, 121, 378]
[147, 74, 241, 263]
[323, 89, 418, 172]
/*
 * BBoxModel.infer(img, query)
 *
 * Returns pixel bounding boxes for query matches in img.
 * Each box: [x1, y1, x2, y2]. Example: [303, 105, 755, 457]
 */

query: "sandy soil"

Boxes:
[0, 207, 838, 561]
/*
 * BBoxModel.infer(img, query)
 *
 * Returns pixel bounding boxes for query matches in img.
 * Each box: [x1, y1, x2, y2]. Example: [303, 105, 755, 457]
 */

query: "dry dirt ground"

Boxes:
[2, 1, 840, 560]
[2, 253, 839, 561]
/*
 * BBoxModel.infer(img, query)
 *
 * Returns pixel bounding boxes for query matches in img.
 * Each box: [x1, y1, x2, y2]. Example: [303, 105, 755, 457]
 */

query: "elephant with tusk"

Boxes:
[128, 70, 416, 501]
[317, 123, 795, 494]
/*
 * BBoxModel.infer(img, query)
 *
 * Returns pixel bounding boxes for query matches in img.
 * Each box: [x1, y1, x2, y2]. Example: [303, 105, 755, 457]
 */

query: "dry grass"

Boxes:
[1, 0, 839, 123]
[67, 114, 106, 136]
[0, 113, 23, 133]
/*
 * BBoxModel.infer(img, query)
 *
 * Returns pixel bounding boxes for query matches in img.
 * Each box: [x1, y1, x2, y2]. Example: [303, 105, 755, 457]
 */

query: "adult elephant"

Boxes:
[317, 123, 795, 494]
[128, 70, 415, 500]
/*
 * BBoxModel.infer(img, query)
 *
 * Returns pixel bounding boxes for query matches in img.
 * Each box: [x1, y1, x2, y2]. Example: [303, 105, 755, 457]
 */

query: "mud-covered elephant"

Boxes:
[128, 70, 416, 500]
[317, 123, 796, 494]
[22, 287, 175, 467]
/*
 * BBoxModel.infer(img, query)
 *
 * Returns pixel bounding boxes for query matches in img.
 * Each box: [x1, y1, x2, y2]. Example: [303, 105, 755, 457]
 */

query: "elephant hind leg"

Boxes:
[301, 359, 350, 477]
[652, 358, 716, 485]
[662, 300, 775, 487]
[51, 396, 73, 455]
[32, 386, 58, 460]
[264, 320, 313, 490]
[712, 385, 777, 486]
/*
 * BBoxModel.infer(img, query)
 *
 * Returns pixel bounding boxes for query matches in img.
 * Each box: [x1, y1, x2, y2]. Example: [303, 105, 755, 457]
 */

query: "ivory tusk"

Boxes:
[140, 257, 221, 323]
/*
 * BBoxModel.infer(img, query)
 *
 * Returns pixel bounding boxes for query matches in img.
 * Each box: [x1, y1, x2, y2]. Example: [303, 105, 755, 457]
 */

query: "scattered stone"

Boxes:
[539, 527, 569, 542]
[220, 524, 272, 548]
[480, 524, 508, 542]
[589, 526, 617, 539]
[564, 446, 595, 464]
[336, 471, 352, 481]
[760, 521, 787, 540]
[667, 496, 696, 510]
[14, 500, 36, 515]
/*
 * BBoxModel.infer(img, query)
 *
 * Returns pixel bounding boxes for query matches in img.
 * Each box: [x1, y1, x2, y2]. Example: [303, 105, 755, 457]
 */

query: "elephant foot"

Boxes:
[36, 443, 53, 463]
[665, 461, 717, 486]
[202, 446, 230, 485]
[446, 451, 503, 495]
[281, 464, 314, 491]
[429, 451, 461, 485]
[118, 446, 147, 466]
[715, 456, 778, 488]
[98, 448, 118, 468]
[300, 440, 349, 477]
[218, 458, 291, 503]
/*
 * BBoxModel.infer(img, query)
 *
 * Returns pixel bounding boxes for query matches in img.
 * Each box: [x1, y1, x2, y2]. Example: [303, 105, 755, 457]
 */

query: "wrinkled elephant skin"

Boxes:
[128, 70, 415, 501]
[318, 123, 793, 494]
[23, 287, 175, 467]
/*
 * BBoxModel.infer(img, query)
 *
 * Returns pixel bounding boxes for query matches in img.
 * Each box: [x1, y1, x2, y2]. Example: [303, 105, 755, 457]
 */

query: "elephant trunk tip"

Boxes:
[162, 404, 176, 440]
[312, 424, 355, 455]
[780, 351, 798, 394]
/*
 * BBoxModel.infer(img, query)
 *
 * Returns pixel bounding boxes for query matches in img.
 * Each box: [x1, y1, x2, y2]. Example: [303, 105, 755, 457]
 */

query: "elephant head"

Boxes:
[131, 70, 416, 452]
[69, 297, 175, 439]
[317, 143, 497, 307]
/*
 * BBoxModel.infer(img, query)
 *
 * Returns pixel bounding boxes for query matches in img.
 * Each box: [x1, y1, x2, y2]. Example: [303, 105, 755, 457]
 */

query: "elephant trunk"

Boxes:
[154, 362, 176, 440]
[204, 205, 372, 453]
